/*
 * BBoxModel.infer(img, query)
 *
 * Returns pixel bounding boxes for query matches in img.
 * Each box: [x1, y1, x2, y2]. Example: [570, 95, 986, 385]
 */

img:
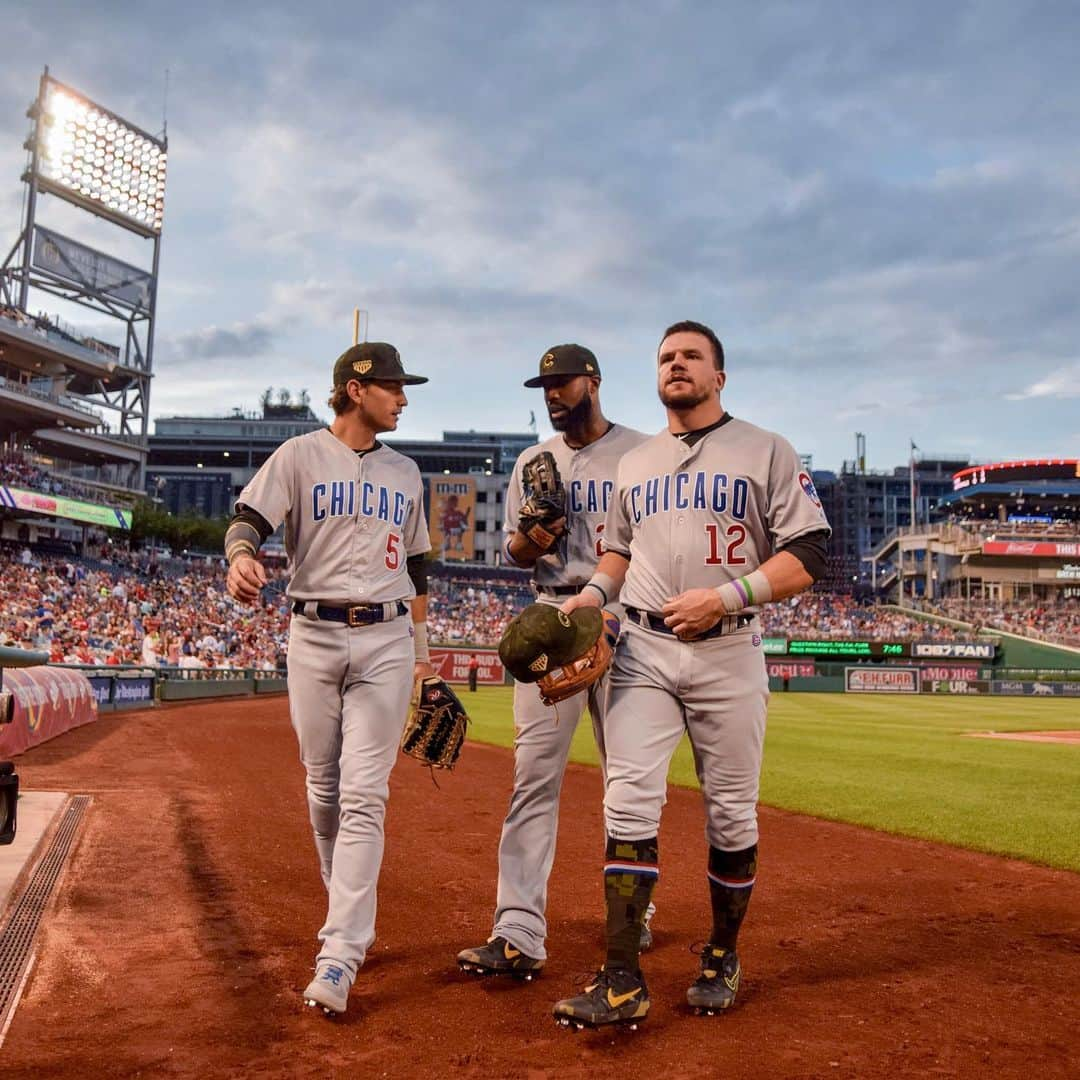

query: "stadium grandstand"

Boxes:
[869, 459, 1079, 647]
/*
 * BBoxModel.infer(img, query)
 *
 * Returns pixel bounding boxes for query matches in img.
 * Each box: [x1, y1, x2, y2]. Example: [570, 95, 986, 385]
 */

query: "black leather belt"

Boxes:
[624, 606, 753, 640]
[292, 600, 409, 626]
[535, 584, 582, 597]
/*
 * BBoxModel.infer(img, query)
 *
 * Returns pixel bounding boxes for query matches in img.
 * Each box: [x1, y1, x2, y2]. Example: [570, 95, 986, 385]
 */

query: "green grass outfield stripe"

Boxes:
[462, 688, 1080, 872]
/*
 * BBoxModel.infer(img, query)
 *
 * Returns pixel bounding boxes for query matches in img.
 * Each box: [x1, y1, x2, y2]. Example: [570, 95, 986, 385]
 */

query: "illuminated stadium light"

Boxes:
[32, 76, 167, 237]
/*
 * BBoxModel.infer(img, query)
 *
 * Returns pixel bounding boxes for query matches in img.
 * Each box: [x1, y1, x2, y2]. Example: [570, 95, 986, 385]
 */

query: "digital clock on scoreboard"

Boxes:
[786, 640, 911, 658]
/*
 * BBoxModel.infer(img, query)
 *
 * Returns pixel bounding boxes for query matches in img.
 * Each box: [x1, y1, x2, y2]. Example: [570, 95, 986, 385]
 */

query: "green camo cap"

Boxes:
[333, 342, 429, 386]
[523, 344, 600, 387]
[499, 603, 603, 683]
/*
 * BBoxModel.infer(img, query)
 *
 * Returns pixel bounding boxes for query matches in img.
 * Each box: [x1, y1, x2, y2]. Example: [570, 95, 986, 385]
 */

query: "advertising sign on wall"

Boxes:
[430, 648, 504, 685]
[921, 679, 990, 695]
[911, 642, 996, 660]
[0, 485, 132, 529]
[0, 665, 97, 757]
[766, 660, 816, 680]
[845, 667, 920, 694]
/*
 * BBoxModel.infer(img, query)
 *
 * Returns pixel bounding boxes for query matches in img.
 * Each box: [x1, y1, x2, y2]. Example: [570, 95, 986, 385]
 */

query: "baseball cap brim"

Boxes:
[347, 372, 429, 385]
[523, 373, 562, 388]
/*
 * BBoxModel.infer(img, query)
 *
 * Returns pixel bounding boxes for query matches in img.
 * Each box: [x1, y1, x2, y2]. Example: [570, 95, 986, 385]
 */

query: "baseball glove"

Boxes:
[518, 451, 566, 553]
[401, 675, 469, 769]
[536, 610, 618, 706]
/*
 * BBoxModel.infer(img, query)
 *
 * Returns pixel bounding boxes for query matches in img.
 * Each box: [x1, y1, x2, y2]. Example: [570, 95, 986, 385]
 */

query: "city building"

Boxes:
[146, 398, 537, 564]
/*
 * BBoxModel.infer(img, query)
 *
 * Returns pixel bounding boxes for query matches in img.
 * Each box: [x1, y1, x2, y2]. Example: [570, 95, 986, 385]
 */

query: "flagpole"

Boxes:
[909, 440, 916, 531]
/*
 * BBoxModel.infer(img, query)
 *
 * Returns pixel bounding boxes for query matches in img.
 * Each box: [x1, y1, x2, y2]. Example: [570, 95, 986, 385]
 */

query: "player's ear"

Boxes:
[715, 370, 726, 394]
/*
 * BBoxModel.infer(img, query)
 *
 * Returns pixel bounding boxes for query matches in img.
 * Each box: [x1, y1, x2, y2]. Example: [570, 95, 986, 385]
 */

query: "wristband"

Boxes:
[715, 568, 772, 614]
[584, 571, 618, 607]
[225, 539, 257, 566]
[412, 620, 430, 663]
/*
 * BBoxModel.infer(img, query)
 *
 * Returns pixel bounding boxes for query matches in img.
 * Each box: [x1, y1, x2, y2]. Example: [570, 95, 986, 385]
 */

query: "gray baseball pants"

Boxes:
[286, 611, 413, 979]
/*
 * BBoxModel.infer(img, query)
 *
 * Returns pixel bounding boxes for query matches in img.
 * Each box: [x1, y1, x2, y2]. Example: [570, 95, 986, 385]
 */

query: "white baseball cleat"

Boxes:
[303, 961, 352, 1016]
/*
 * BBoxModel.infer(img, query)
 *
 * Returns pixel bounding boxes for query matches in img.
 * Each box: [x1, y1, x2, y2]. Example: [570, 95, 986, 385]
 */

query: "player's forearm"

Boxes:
[583, 551, 630, 605]
[506, 530, 543, 568]
[758, 550, 813, 601]
[716, 550, 812, 613]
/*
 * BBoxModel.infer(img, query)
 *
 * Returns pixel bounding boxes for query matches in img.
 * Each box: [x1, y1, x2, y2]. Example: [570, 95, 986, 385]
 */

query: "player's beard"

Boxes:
[659, 379, 713, 410]
[549, 394, 593, 432]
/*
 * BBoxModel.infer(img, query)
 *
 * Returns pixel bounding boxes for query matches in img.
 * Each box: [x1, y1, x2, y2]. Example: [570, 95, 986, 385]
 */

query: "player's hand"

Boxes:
[414, 660, 436, 681]
[560, 587, 602, 615]
[226, 554, 267, 605]
[662, 588, 725, 640]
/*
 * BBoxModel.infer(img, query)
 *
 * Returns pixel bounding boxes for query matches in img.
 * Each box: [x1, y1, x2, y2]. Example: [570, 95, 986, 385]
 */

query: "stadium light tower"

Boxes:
[0, 67, 168, 480]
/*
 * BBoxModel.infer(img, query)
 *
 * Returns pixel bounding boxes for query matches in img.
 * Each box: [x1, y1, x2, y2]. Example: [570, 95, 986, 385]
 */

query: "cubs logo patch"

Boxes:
[353, 359, 373, 375]
[528, 654, 549, 673]
[542, 352, 555, 369]
[798, 471, 822, 510]
[426, 688, 443, 703]
[557, 611, 571, 627]
[752, 634, 761, 647]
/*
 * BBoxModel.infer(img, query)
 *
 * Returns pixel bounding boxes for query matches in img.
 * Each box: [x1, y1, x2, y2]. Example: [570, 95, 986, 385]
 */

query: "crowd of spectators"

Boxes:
[921, 597, 1080, 647]
[759, 592, 964, 641]
[0, 450, 133, 508]
[427, 571, 533, 646]
[0, 547, 289, 670]
[5, 542, 1078, 665]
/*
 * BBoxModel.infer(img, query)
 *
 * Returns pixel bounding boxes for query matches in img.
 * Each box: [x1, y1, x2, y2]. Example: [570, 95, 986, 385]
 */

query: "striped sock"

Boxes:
[604, 835, 659, 971]
[708, 843, 758, 950]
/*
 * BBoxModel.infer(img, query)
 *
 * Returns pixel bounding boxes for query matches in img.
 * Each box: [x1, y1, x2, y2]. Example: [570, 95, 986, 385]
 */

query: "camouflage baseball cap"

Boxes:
[523, 344, 601, 388]
[499, 602, 604, 682]
[333, 342, 429, 386]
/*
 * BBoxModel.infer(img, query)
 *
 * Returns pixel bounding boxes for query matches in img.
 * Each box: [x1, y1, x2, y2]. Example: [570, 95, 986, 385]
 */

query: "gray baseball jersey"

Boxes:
[603, 417, 830, 611]
[237, 427, 429, 602]
[504, 423, 647, 589]
[600, 415, 830, 856]
[236, 425, 429, 979]
[479, 421, 649, 961]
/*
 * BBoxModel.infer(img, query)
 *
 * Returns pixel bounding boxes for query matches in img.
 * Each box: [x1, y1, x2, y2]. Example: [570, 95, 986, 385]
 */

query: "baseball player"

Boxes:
[552, 320, 830, 1029]
[456, 344, 648, 979]
[224, 342, 432, 1018]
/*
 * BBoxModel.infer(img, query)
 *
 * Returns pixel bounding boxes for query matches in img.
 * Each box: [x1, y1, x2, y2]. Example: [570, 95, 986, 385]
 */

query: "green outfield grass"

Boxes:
[462, 688, 1080, 872]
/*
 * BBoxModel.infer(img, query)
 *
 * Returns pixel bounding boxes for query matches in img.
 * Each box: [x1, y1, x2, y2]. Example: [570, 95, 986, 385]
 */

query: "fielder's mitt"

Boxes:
[536, 609, 619, 706]
[519, 451, 566, 553]
[401, 675, 469, 769]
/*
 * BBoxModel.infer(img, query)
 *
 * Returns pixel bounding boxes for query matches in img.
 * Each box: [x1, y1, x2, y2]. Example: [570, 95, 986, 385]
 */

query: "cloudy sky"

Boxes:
[2, 1, 1078, 473]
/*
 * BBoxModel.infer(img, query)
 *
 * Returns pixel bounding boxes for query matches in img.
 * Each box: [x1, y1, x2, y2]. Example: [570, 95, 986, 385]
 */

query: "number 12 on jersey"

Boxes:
[704, 523, 746, 566]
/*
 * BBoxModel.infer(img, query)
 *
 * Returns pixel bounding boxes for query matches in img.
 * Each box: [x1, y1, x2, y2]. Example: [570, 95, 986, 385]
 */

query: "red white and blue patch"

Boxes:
[798, 471, 822, 510]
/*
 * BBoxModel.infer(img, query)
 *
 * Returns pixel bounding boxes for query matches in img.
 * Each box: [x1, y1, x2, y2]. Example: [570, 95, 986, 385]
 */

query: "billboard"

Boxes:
[911, 642, 996, 660]
[0, 485, 132, 529]
[429, 476, 476, 561]
[430, 647, 504, 685]
[767, 660, 816, 680]
[921, 678, 990, 695]
[982, 540, 1079, 557]
[992, 681, 1080, 697]
[33, 225, 152, 312]
[845, 667, 920, 694]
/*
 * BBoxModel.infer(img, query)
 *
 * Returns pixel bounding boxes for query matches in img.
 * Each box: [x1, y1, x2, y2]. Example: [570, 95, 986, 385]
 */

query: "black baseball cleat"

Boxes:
[552, 967, 650, 1030]
[686, 944, 741, 1015]
[457, 936, 545, 980]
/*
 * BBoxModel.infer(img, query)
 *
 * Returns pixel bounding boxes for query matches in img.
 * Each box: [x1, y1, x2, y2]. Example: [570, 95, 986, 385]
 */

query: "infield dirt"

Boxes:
[2, 697, 1077, 1078]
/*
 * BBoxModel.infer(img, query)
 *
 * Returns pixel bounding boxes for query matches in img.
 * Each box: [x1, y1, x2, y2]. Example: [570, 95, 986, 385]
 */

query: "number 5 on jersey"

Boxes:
[385, 533, 401, 570]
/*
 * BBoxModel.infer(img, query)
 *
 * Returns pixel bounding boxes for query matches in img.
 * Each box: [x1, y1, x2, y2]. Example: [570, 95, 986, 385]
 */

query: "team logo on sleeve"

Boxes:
[798, 471, 822, 509]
